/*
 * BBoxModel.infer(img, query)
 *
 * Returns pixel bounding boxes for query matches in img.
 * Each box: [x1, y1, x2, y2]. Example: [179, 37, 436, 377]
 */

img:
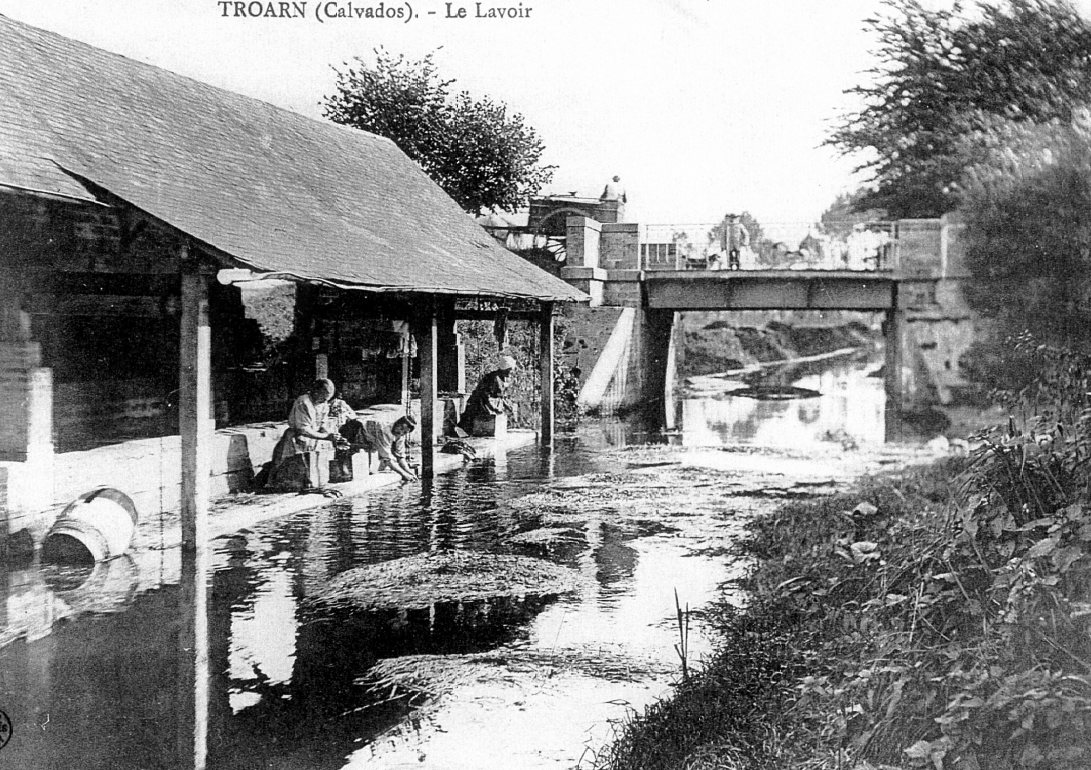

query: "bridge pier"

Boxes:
[883, 308, 907, 440]
[636, 309, 676, 424]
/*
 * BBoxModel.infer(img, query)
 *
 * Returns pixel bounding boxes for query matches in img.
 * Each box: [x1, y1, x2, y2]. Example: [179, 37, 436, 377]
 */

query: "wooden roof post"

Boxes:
[178, 241, 211, 770]
[177, 538, 210, 770]
[415, 299, 438, 478]
[540, 302, 555, 447]
[179, 242, 212, 551]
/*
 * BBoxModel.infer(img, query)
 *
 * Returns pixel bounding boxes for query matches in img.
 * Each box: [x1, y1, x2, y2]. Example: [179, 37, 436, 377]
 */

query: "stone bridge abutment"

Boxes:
[560, 214, 980, 437]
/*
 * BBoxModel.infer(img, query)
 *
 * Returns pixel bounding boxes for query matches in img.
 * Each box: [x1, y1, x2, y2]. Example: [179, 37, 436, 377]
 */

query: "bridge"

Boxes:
[642, 270, 898, 311]
[555, 215, 974, 437]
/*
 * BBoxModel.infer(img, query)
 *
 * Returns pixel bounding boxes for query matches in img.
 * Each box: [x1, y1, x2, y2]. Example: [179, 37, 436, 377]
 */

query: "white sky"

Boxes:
[4, 0, 1089, 226]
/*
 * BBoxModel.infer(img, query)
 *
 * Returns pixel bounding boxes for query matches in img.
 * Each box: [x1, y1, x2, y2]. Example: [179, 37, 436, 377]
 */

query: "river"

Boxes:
[0, 355, 931, 769]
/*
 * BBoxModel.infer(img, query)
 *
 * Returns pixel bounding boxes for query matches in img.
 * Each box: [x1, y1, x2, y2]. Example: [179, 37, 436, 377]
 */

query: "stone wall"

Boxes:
[600, 224, 640, 270]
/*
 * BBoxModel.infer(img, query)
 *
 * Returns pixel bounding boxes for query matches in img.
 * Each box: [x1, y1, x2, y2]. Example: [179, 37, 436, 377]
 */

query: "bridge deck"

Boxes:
[643, 270, 899, 311]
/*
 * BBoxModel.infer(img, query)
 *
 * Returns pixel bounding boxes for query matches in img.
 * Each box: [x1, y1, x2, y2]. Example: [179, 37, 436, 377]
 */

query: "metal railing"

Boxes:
[637, 222, 897, 272]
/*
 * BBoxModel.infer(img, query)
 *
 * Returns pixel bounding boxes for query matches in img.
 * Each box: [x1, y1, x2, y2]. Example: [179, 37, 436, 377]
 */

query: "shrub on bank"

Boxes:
[597, 340, 1091, 770]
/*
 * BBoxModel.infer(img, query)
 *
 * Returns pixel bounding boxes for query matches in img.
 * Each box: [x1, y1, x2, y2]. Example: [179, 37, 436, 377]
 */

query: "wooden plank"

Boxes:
[179, 248, 212, 552]
[27, 294, 164, 317]
[451, 309, 543, 321]
[539, 302, 555, 446]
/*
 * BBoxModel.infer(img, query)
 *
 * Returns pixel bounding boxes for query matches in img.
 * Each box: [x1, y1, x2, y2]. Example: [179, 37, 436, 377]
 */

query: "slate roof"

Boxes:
[0, 15, 586, 302]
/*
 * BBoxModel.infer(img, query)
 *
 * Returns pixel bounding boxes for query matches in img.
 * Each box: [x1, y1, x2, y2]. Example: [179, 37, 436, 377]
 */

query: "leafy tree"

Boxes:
[828, 0, 1091, 219]
[958, 111, 1091, 349]
[818, 190, 887, 239]
[324, 49, 555, 215]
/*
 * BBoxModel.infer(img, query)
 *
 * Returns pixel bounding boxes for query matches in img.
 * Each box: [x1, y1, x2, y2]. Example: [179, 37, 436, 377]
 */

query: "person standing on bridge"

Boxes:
[720, 213, 751, 270]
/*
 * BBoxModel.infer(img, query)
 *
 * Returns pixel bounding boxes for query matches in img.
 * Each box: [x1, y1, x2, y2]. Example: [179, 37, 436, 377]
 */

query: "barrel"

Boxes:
[41, 488, 139, 563]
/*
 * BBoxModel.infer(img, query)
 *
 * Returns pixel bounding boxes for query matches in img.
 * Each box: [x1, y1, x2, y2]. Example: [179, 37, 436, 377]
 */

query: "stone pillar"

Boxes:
[663, 312, 682, 431]
[635, 308, 675, 425]
[539, 303, 555, 446]
[884, 307, 907, 441]
[601, 223, 641, 270]
[565, 217, 602, 268]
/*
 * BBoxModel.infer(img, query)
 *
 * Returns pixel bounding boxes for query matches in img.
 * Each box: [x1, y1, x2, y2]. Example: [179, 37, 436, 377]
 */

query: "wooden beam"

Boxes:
[179, 245, 212, 551]
[26, 294, 164, 317]
[400, 346, 411, 411]
[177, 546, 210, 770]
[437, 308, 466, 394]
[177, 242, 211, 768]
[415, 301, 438, 478]
[539, 302, 555, 446]
[451, 309, 543, 321]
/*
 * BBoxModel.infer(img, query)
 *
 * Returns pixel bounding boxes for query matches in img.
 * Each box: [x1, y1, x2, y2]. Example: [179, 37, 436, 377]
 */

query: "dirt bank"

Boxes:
[679, 312, 877, 378]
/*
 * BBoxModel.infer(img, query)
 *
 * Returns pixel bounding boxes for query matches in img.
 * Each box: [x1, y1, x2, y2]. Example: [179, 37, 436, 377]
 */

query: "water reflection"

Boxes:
[0, 367, 853, 769]
[0, 434, 715, 769]
[682, 358, 886, 448]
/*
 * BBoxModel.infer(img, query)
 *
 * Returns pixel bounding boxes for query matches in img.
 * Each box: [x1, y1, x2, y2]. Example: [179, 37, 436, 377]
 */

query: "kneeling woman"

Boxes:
[267, 379, 346, 494]
[356, 415, 419, 483]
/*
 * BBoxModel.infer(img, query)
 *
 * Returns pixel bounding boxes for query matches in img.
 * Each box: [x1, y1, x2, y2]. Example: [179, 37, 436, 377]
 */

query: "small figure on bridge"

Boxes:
[720, 213, 750, 270]
[600, 175, 627, 204]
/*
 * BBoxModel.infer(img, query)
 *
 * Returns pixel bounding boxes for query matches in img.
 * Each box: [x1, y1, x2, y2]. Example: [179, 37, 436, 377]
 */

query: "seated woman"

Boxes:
[344, 414, 418, 483]
[457, 355, 517, 436]
[267, 379, 347, 495]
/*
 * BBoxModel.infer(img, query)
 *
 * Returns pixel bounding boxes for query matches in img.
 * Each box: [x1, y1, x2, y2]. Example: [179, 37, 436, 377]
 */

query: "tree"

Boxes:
[818, 190, 887, 239]
[827, 0, 1091, 219]
[323, 49, 555, 215]
[958, 112, 1091, 349]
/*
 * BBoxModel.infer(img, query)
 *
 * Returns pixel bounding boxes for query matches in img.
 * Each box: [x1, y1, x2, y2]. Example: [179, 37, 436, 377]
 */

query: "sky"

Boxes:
[3, 0, 1089, 229]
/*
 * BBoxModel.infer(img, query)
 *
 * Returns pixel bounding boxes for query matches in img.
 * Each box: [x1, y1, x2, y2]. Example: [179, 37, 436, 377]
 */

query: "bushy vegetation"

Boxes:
[324, 48, 553, 215]
[828, 0, 1091, 219]
[958, 112, 1091, 354]
[597, 343, 1091, 770]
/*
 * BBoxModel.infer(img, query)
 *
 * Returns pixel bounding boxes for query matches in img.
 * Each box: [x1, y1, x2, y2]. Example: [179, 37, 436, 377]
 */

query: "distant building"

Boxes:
[527, 194, 625, 237]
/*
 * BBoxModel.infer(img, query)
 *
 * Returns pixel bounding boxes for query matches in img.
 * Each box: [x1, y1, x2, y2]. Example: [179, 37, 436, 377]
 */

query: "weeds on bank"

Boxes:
[595, 339, 1091, 770]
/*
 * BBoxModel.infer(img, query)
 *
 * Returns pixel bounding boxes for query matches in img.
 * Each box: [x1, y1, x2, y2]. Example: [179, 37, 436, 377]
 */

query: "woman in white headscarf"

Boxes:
[267, 378, 346, 493]
[457, 355, 518, 435]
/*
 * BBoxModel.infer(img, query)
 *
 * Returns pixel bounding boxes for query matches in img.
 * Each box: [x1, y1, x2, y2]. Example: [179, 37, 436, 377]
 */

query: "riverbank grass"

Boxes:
[595, 435, 1091, 769]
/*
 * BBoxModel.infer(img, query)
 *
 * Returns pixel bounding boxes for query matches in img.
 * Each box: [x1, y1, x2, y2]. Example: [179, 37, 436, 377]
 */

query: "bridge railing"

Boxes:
[637, 221, 897, 272]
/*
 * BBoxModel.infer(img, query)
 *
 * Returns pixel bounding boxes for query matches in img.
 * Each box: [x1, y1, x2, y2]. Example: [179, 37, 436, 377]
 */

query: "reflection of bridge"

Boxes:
[557, 214, 974, 438]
